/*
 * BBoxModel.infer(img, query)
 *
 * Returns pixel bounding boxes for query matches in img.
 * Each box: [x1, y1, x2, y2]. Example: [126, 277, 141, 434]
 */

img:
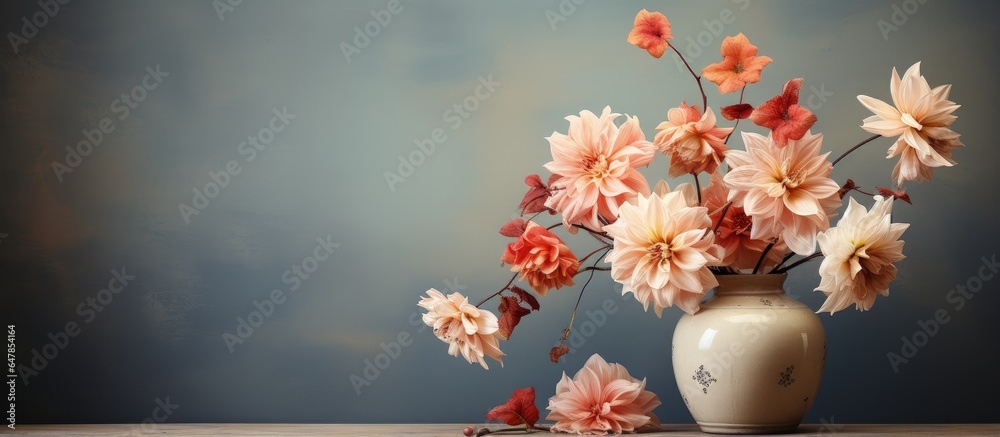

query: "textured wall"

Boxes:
[1, 0, 998, 425]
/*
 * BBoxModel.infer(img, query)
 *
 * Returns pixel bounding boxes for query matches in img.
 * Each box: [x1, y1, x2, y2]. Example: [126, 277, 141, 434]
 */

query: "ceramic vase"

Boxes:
[671, 274, 825, 434]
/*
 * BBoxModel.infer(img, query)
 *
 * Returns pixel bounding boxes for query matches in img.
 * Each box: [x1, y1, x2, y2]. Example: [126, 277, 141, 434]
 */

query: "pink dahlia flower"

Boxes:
[418, 289, 505, 369]
[654, 103, 733, 178]
[603, 190, 723, 316]
[702, 171, 787, 271]
[857, 62, 962, 186]
[501, 221, 579, 296]
[546, 354, 661, 434]
[724, 131, 841, 256]
[815, 196, 908, 314]
[544, 106, 655, 233]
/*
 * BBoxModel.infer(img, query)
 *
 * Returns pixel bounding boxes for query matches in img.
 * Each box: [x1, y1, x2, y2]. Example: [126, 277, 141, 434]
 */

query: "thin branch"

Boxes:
[773, 252, 823, 274]
[475, 273, 518, 308]
[832, 134, 881, 167]
[669, 43, 708, 111]
[752, 242, 776, 274]
[560, 248, 611, 343]
[769, 251, 797, 273]
[692, 172, 702, 206]
[724, 85, 747, 144]
[577, 245, 613, 265]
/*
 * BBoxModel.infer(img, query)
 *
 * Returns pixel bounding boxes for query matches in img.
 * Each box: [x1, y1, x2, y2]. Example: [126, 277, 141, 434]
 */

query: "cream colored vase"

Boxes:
[672, 274, 825, 434]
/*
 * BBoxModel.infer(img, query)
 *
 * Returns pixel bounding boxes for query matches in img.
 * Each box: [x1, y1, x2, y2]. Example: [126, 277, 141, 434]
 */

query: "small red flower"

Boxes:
[749, 78, 817, 147]
[627, 9, 672, 58]
[702, 33, 772, 93]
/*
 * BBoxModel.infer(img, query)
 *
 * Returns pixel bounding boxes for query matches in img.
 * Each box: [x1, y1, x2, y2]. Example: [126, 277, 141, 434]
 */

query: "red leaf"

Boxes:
[510, 286, 540, 311]
[499, 218, 528, 238]
[721, 103, 753, 121]
[876, 186, 912, 204]
[549, 344, 570, 363]
[486, 387, 539, 428]
[497, 296, 531, 340]
[518, 174, 556, 215]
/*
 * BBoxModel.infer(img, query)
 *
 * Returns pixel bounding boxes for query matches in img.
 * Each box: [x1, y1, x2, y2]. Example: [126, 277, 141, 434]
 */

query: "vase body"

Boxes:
[672, 274, 825, 434]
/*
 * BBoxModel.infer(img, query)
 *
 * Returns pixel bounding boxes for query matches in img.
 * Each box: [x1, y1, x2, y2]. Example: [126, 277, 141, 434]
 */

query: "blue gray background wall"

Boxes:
[1, 0, 998, 425]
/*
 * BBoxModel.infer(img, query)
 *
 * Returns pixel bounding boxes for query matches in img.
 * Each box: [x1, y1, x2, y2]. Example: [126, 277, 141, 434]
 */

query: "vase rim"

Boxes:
[713, 273, 787, 295]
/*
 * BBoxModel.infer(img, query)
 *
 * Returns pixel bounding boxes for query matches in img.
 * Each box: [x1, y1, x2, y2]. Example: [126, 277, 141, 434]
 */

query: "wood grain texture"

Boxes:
[7, 424, 1000, 436]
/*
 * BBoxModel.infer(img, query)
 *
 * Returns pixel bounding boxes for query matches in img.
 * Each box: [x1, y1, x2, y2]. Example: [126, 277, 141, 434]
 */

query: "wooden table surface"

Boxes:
[6, 424, 1000, 436]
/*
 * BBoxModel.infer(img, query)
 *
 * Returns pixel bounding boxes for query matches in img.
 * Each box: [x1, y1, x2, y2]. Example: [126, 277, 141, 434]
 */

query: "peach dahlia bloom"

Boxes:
[501, 221, 579, 296]
[724, 131, 841, 256]
[654, 103, 733, 178]
[815, 196, 908, 314]
[603, 191, 723, 316]
[857, 62, 961, 186]
[546, 354, 661, 435]
[544, 106, 655, 233]
[702, 171, 787, 271]
[418, 289, 505, 369]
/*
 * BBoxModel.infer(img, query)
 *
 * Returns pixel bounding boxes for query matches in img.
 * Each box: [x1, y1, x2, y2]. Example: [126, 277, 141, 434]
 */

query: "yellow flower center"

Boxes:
[649, 242, 672, 263]
[584, 154, 611, 180]
[779, 157, 805, 190]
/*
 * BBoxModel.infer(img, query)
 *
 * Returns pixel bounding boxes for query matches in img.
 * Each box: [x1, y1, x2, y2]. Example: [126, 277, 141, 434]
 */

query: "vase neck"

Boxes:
[713, 274, 787, 296]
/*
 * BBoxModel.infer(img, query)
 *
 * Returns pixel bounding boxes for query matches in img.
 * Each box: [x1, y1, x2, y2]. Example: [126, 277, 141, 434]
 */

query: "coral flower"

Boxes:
[724, 131, 841, 256]
[815, 196, 909, 314]
[750, 78, 818, 147]
[603, 191, 723, 316]
[702, 171, 787, 271]
[701, 33, 773, 94]
[418, 289, 505, 369]
[546, 354, 661, 434]
[501, 221, 579, 296]
[627, 9, 672, 58]
[857, 62, 962, 186]
[654, 103, 733, 177]
[544, 106, 656, 233]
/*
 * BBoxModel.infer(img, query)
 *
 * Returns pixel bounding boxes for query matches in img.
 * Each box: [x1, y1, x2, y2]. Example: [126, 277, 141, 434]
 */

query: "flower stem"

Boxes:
[692, 172, 703, 205]
[475, 273, 518, 308]
[769, 251, 797, 273]
[561, 249, 612, 343]
[773, 251, 823, 274]
[724, 85, 747, 144]
[578, 245, 613, 265]
[669, 43, 708, 111]
[832, 134, 881, 167]
[752, 241, 775, 274]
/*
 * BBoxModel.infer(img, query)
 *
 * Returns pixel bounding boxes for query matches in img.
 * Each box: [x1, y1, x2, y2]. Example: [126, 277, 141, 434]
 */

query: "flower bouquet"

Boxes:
[417, 8, 961, 435]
